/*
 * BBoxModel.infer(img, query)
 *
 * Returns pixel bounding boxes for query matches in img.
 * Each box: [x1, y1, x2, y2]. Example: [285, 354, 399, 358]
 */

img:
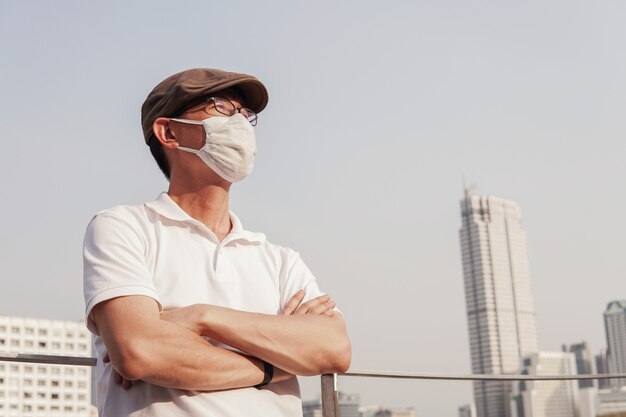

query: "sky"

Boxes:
[1, 1, 625, 416]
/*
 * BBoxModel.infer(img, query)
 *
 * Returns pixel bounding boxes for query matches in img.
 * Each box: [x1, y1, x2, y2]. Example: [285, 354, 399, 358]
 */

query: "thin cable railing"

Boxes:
[3, 354, 626, 417]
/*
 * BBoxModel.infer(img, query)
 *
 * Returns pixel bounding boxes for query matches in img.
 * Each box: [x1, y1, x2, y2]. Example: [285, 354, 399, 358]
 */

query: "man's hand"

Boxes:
[281, 290, 336, 316]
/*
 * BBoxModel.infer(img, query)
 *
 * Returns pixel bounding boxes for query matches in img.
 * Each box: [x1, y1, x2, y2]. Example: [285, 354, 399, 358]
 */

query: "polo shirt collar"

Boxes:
[144, 192, 266, 244]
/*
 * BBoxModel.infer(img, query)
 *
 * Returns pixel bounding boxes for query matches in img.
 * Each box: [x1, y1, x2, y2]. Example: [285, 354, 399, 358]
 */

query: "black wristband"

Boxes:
[255, 360, 274, 389]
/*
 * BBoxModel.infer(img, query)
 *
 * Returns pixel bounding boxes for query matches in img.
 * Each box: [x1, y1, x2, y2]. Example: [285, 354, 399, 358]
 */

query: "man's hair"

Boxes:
[148, 136, 171, 181]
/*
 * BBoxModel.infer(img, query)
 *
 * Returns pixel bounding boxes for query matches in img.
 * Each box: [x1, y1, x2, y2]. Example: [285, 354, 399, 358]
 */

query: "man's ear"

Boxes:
[152, 118, 179, 149]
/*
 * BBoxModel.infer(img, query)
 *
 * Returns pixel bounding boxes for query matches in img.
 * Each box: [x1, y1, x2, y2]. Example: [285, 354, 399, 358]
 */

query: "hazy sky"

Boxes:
[1, 1, 625, 416]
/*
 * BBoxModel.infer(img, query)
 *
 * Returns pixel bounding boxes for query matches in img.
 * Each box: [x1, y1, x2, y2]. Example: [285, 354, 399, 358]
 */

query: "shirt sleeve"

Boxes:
[83, 212, 162, 335]
[279, 248, 342, 316]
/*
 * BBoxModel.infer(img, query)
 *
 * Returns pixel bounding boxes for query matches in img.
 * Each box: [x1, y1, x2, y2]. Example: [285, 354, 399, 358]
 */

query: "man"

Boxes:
[83, 68, 351, 417]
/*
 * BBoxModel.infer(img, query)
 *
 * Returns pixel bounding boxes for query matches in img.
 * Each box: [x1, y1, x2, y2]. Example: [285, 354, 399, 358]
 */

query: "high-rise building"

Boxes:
[0, 315, 92, 417]
[604, 300, 626, 387]
[459, 189, 539, 417]
[510, 352, 579, 417]
[596, 348, 610, 389]
[562, 341, 596, 388]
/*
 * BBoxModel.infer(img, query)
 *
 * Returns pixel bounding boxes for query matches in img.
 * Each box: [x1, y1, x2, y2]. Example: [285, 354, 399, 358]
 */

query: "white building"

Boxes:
[459, 189, 539, 417]
[0, 315, 92, 417]
[605, 300, 626, 388]
[578, 386, 626, 417]
[510, 352, 579, 417]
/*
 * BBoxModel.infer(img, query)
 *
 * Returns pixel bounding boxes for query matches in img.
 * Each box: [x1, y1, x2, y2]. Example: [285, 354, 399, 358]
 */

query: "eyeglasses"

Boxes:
[205, 97, 258, 126]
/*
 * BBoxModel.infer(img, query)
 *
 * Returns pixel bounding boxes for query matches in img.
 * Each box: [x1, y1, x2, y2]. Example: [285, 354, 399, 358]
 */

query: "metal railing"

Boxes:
[3, 353, 626, 417]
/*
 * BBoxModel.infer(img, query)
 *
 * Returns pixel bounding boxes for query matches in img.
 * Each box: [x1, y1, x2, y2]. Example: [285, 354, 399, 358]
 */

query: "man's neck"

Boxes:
[167, 179, 232, 242]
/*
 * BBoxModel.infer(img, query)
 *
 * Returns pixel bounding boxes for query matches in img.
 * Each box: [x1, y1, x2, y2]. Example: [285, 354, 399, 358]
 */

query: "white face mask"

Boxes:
[171, 113, 256, 183]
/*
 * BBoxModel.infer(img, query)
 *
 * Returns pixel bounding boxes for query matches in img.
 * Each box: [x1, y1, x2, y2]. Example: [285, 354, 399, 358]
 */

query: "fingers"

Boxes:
[282, 289, 305, 315]
[294, 294, 331, 315]
[308, 300, 336, 316]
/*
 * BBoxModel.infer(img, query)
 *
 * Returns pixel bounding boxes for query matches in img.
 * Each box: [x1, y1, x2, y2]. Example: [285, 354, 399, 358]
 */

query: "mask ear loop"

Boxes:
[169, 118, 205, 153]
[170, 118, 203, 125]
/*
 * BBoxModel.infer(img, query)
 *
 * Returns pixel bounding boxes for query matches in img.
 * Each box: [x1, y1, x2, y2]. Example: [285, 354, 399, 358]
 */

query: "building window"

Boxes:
[10, 326, 20, 334]
[37, 392, 46, 399]
[78, 381, 87, 388]
[38, 341, 47, 348]
[52, 342, 61, 349]
[10, 339, 19, 347]
[38, 329, 47, 336]
[25, 327, 34, 335]
[64, 380, 73, 388]
[25, 340, 33, 347]
[37, 380, 46, 387]
[51, 393, 59, 400]
[51, 380, 59, 387]
[0, 339, 4, 346]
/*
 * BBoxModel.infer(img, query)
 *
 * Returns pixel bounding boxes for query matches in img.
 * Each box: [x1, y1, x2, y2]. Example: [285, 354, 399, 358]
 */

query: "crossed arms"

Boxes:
[92, 290, 351, 391]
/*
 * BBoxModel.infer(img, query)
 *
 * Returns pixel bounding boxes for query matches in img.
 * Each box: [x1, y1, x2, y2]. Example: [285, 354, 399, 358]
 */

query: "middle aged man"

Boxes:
[83, 68, 351, 417]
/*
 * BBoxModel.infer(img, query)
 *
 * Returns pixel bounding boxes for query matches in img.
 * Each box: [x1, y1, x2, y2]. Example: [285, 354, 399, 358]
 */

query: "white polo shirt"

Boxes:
[83, 192, 330, 417]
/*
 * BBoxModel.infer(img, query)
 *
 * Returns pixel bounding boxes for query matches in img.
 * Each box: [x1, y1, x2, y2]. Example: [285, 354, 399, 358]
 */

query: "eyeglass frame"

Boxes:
[180, 96, 258, 126]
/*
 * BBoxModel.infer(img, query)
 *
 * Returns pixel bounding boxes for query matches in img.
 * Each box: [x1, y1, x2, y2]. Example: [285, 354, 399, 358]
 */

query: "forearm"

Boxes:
[133, 321, 268, 390]
[197, 305, 351, 375]
[94, 298, 291, 391]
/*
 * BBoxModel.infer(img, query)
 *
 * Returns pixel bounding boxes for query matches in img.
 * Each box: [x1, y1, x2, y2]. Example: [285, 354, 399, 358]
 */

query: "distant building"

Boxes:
[459, 189, 539, 417]
[302, 391, 360, 417]
[510, 352, 579, 417]
[359, 406, 416, 417]
[596, 348, 611, 389]
[605, 300, 626, 387]
[459, 403, 477, 417]
[0, 315, 92, 416]
[562, 341, 597, 388]
[579, 386, 626, 417]
[596, 387, 626, 416]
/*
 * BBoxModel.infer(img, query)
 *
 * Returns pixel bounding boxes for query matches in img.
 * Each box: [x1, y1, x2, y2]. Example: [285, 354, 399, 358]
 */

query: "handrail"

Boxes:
[341, 369, 626, 381]
[0, 353, 96, 366]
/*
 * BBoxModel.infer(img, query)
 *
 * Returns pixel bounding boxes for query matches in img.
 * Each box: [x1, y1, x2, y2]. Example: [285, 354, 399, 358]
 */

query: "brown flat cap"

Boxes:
[141, 68, 269, 144]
